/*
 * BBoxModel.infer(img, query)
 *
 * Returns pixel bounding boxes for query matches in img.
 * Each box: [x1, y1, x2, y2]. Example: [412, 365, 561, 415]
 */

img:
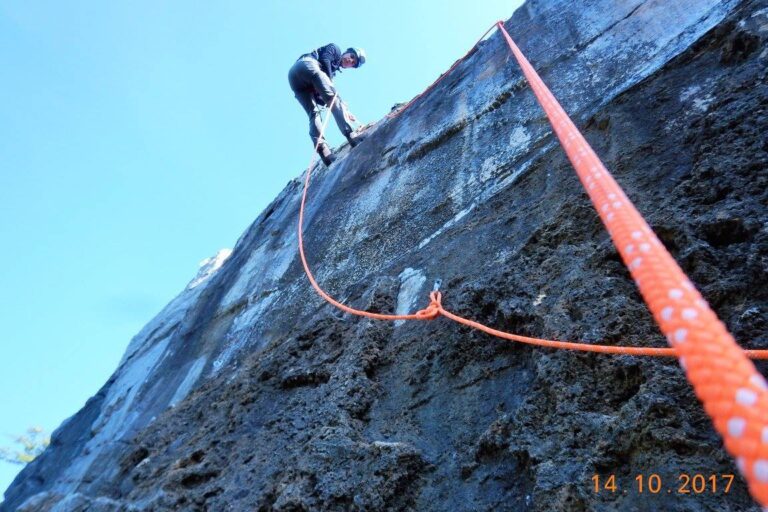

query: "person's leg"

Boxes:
[296, 92, 334, 164]
[329, 101, 354, 138]
[305, 61, 356, 139]
[289, 60, 328, 149]
[296, 90, 325, 148]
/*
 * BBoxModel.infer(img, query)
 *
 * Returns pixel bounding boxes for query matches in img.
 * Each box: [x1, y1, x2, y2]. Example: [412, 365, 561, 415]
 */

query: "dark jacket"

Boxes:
[306, 43, 342, 79]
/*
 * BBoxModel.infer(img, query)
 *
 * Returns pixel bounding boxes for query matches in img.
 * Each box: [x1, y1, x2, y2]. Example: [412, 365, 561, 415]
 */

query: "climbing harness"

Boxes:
[297, 20, 768, 506]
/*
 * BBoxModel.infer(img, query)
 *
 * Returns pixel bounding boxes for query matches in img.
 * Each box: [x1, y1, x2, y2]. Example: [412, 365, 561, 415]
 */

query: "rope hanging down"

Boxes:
[297, 20, 768, 506]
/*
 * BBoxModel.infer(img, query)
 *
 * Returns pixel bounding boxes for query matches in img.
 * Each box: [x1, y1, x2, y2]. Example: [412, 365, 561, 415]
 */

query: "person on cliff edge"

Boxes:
[288, 43, 367, 166]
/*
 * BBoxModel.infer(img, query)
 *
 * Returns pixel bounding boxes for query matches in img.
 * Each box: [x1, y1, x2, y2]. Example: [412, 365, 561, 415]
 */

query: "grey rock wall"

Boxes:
[3, 0, 767, 510]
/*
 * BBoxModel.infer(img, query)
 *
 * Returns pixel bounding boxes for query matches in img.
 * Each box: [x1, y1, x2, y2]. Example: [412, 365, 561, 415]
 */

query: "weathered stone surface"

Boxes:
[3, 0, 767, 510]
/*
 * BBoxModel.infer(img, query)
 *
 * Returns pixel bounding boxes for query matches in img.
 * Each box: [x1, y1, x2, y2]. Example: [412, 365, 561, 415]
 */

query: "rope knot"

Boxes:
[415, 291, 442, 320]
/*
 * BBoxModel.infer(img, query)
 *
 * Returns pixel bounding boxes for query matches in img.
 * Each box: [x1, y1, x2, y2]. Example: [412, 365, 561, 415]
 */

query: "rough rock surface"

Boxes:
[3, 0, 768, 510]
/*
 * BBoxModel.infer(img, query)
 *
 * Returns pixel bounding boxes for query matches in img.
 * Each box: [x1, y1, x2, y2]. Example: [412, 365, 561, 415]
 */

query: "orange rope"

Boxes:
[296, 20, 768, 506]
[495, 20, 768, 505]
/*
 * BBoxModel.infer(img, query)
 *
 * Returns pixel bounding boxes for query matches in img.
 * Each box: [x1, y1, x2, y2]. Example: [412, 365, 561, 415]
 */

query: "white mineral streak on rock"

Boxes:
[336, 167, 393, 243]
[372, 440, 412, 449]
[680, 84, 702, 102]
[213, 293, 278, 374]
[692, 95, 715, 112]
[508, 126, 532, 153]
[220, 240, 291, 310]
[395, 268, 427, 326]
[478, 157, 498, 185]
[169, 356, 208, 406]
[418, 203, 477, 250]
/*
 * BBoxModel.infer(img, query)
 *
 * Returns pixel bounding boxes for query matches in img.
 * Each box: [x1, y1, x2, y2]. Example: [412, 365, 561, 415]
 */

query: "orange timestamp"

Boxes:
[592, 474, 735, 494]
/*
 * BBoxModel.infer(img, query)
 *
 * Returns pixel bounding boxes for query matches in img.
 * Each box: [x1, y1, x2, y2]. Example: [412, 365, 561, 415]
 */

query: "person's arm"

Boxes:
[340, 100, 358, 123]
[319, 44, 341, 79]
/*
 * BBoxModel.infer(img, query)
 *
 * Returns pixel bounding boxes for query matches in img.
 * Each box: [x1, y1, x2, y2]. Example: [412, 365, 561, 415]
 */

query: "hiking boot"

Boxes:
[317, 144, 336, 167]
[320, 152, 336, 166]
[346, 132, 366, 148]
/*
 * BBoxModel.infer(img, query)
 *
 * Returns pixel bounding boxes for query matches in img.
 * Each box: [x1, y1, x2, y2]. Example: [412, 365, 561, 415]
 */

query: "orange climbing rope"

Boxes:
[297, 20, 768, 506]
[494, 20, 768, 505]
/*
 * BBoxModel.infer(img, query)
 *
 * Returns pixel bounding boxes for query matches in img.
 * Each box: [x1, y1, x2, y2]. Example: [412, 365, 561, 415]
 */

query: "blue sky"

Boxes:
[0, 0, 523, 493]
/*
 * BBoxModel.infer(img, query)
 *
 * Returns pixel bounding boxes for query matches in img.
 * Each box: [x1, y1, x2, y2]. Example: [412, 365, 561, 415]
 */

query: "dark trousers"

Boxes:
[288, 57, 354, 149]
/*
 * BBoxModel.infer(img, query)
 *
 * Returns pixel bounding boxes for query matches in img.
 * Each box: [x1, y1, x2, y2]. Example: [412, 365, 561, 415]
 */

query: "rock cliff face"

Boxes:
[3, 0, 767, 510]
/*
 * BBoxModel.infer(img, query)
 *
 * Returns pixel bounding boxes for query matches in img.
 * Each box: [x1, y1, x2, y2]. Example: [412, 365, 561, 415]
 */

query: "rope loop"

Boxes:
[415, 291, 443, 320]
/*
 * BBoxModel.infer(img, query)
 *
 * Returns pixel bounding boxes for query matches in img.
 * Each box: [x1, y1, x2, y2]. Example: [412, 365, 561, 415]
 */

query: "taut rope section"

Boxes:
[494, 20, 768, 506]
